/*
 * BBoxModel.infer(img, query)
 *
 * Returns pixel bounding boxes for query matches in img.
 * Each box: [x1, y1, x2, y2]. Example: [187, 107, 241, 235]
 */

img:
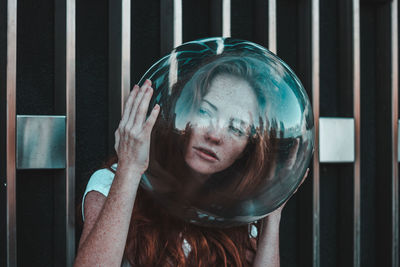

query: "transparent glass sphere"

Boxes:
[139, 37, 314, 228]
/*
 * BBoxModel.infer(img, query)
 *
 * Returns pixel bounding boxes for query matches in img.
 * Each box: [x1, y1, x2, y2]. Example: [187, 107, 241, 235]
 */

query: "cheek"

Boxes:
[224, 138, 248, 160]
[187, 128, 201, 144]
[190, 111, 215, 128]
[184, 130, 202, 159]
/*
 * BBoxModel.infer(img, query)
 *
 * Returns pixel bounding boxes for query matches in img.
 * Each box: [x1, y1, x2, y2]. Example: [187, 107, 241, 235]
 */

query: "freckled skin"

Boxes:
[184, 74, 258, 176]
[75, 77, 300, 267]
[75, 80, 160, 266]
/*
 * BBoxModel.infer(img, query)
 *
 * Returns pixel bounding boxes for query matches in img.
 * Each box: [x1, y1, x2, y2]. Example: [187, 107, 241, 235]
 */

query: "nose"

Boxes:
[204, 123, 224, 145]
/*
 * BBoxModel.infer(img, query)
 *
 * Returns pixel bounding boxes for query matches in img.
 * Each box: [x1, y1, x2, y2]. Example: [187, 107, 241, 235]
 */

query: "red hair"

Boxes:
[144, 55, 276, 226]
[80, 55, 278, 265]
[101, 155, 261, 267]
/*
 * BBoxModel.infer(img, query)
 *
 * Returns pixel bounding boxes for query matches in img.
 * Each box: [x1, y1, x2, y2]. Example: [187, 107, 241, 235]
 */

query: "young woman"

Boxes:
[74, 56, 308, 267]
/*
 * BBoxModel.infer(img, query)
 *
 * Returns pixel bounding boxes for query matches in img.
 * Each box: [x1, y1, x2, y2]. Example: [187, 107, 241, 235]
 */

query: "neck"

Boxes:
[182, 167, 210, 196]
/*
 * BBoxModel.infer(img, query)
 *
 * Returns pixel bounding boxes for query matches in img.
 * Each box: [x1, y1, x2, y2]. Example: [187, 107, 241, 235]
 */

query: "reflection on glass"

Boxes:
[139, 37, 314, 227]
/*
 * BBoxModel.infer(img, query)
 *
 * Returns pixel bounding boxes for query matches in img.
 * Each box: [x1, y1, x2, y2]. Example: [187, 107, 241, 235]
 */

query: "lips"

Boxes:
[193, 146, 219, 161]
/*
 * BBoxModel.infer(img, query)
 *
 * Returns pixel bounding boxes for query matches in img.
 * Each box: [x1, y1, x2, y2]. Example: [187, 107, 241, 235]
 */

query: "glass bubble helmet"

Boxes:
[139, 37, 314, 228]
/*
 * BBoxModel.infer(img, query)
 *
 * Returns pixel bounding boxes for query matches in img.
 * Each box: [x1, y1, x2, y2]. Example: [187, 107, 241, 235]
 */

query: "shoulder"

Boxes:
[81, 163, 118, 221]
[85, 164, 118, 196]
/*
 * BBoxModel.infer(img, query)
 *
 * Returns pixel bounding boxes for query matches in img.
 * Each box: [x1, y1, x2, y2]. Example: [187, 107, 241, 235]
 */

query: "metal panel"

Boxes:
[6, 0, 17, 265]
[311, 0, 320, 266]
[16, 116, 66, 169]
[319, 118, 355, 163]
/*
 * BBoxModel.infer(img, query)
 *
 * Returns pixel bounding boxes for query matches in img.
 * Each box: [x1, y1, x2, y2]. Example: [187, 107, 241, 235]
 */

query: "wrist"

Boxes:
[115, 162, 144, 185]
[117, 161, 146, 175]
[263, 212, 282, 226]
[259, 213, 281, 242]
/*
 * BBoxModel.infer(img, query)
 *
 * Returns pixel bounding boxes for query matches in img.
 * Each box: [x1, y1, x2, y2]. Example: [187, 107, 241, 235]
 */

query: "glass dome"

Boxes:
[138, 37, 314, 227]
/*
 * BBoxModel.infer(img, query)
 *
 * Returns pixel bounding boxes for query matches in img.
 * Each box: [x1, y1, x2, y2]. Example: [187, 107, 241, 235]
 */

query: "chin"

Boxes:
[186, 160, 217, 176]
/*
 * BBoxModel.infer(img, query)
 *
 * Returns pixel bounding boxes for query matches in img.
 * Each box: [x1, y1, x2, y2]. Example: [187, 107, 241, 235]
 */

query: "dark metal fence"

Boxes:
[1, 0, 398, 266]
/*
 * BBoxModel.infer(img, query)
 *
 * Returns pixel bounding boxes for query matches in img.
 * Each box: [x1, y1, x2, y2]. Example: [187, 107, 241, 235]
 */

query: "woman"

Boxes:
[74, 55, 308, 267]
[147, 56, 275, 224]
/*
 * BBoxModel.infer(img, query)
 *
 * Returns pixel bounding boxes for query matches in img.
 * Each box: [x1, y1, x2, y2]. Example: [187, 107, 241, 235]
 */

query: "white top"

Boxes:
[82, 163, 118, 221]
[82, 164, 258, 262]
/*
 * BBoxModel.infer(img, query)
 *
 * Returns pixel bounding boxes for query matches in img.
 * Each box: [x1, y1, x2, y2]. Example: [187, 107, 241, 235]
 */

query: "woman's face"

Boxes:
[184, 74, 258, 176]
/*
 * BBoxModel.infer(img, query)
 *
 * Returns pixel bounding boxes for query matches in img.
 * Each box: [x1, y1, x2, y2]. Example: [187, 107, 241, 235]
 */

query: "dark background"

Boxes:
[1, 0, 398, 266]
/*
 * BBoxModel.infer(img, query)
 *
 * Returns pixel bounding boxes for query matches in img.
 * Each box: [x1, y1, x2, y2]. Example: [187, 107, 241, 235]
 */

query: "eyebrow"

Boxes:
[203, 99, 250, 127]
[203, 99, 218, 111]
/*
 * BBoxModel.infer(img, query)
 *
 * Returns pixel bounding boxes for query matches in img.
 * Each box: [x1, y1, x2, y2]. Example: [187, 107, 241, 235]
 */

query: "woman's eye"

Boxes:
[229, 125, 245, 136]
[198, 108, 211, 117]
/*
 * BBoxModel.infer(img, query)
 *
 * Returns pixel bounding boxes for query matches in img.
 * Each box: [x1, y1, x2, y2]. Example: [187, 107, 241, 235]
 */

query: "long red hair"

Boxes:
[144, 55, 276, 226]
[101, 155, 260, 267]
[93, 55, 278, 266]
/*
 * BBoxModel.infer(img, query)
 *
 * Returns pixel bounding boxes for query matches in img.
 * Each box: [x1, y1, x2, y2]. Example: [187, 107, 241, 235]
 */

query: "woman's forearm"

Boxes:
[74, 165, 141, 267]
[252, 214, 281, 267]
[252, 168, 309, 267]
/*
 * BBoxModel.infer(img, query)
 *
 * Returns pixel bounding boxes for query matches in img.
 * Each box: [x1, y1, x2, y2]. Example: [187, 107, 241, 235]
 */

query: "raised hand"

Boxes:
[114, 79, 160, 174]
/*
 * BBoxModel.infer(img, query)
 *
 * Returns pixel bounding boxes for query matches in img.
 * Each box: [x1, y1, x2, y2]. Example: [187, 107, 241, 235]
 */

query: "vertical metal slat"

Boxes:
[54, 0, 76, 265]
[375, 2, 396, 265]
[160, 0, 182, 94]
[391, 0, 399, 266]
[268, 0, 276, 54]
[121, 0, 131, 113]
[222, 0, 231, 37]
[160, 0, 182, 55]
[311, 0, 320, 266]
[6, 0, 17, 265]
[173, 0, 182, 48]
[65, 0, 76, 265]
[108, 0, 131, 154]
[352, 0, 361, 266]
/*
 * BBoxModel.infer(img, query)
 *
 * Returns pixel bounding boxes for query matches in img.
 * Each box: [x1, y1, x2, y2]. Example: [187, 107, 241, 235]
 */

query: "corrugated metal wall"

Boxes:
[1, 0, 399, 266]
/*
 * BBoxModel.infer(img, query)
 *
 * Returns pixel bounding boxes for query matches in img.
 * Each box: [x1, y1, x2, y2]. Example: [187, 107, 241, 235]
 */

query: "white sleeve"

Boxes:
[81, 164, 117, 221]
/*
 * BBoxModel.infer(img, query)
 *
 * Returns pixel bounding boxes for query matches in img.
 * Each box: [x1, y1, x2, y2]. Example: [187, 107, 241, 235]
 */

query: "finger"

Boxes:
[144, 104, 160, 134]
[126, 80, 152, 131]
[114, 130, 120, 152]
[133, 86, 154, 129]
[119, 85, 139, 128]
